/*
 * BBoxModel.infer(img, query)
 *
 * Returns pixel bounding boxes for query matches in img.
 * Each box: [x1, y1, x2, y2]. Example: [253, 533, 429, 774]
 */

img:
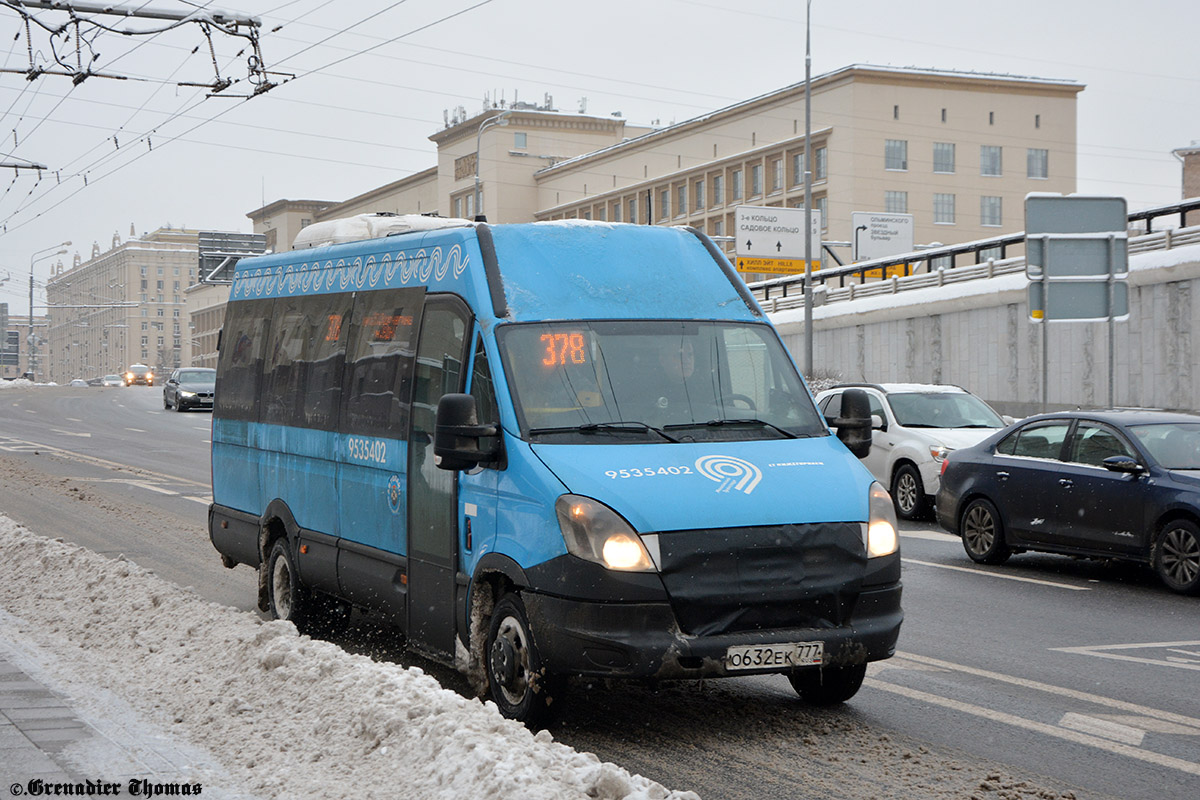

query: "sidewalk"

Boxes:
[0, 653, 84, 784]
[0, 647, 243, 796]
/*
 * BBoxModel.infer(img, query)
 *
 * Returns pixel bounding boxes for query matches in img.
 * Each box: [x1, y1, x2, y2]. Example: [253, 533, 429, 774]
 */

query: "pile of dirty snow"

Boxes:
[0, 515, 698, 800]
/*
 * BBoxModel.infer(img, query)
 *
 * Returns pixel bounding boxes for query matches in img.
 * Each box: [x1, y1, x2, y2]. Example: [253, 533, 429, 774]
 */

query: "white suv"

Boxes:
[815, 384, 1009, 520]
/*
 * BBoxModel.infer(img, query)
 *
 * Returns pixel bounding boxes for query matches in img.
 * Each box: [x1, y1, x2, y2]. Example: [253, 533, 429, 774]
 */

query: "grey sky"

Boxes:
[0, 0, 1196, 312]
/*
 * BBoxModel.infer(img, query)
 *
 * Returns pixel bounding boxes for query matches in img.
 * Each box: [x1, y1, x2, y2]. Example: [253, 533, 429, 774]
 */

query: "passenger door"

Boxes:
[1056, 421, 1146, 555]
[407, 296, 471, 657]
[991, 420, 1072, 544]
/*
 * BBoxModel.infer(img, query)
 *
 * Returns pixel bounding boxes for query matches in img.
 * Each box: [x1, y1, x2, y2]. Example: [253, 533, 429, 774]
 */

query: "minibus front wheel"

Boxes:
[788, 663, 867, 706]
[486, 594, 564, 723]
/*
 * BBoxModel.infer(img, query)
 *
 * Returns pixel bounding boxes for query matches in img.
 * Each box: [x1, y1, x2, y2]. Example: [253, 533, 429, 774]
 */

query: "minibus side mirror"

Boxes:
[434, 393, 500, 471]
[833, 388, 873, 459]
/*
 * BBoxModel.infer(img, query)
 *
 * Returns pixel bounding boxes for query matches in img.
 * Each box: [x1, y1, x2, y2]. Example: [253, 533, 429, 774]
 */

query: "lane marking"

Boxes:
[66, 418, 82, 423]
[125, 427, 146, 432]
[51, 428, 92, 438]
[865, 678, 1200, 777]
[900, 529, 957, 542]
[1059, 712, 1146, 746]
[1051, 641, 1200, 672]
[0, 436, 208, 489]
[186, 496, 212, 505]
[902, 558, 1090, 590]
[893, 651, 1200, 731]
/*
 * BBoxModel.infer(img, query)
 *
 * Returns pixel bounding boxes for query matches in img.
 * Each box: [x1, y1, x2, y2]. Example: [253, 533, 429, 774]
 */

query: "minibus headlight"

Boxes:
[867, 481, 899, 558]
[555, 495, 656, 572]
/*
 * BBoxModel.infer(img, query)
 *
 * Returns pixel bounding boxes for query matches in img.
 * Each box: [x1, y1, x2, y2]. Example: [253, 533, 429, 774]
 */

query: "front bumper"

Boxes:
[524, 584, 903, 680]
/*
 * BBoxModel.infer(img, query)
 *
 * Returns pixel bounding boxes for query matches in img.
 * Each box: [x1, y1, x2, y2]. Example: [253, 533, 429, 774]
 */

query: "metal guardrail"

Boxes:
[749, 197, 1200, 310]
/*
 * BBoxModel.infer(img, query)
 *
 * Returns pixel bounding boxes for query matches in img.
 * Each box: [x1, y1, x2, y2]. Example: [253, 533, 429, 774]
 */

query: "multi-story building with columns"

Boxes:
[249, 64, 1082, 283]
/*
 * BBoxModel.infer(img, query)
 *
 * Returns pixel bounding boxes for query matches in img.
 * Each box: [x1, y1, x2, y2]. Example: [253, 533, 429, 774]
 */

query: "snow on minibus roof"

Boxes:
[292, 213, 473, 249]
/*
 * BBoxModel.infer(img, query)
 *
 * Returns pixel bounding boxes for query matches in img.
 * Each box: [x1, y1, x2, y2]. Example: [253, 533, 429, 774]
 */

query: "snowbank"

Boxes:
[0, 516, 699, 800]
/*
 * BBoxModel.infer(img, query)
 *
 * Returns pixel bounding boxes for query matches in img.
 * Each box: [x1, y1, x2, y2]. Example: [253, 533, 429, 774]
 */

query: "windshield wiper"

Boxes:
[666, 418, 800, 439]
[528, 421, 680, 442]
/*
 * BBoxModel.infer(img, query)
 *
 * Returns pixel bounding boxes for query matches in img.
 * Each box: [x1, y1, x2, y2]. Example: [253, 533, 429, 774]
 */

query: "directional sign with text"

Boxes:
[851, 212, 914, 262]
[734, 205, 819, 274]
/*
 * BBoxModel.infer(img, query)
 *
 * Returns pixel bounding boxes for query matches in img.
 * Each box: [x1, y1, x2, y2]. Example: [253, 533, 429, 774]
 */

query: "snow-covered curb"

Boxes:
[0, 516, 699, 800]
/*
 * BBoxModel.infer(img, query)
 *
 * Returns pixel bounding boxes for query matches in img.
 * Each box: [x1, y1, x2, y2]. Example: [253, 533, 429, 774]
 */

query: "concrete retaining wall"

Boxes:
[770, 243, 1200, 416]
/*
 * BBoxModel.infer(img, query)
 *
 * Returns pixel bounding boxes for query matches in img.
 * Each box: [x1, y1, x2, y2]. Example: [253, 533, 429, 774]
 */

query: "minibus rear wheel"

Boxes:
[486, 594, 563, 724]
[788, 663, 867, 705]
[267, 539, 313, 632]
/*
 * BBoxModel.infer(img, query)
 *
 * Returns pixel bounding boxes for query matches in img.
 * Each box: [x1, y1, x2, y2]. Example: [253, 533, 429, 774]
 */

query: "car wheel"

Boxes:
[788, 663, 867, 705]
[486, 594, 563, 724]
[163, 395, 171, 409]
[175, 398, 185, 412]
[1154, 519, 1200, 595]
[960, 497, 1011, 564]
[267, 538, 314, 632]
[892, 463, 929, 520]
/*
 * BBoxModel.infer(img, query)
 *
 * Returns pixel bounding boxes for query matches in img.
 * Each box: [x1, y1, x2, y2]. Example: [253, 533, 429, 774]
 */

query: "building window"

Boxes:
[885, 191, 908, 214]
[1027, 148, 1049, 179]
[628, 197, 637, 224]
[712, 174, 724, 206]
[595, 206, 605, 221]
[981, 145, 1002, 176]
[1035, 114, 1041, 129]
[771, 159, 783, 192]
[792, 153, 803, 185]
[750, 164, 763, 196]
[981, 196, 1003, 226]
[934, 193, 956, 224]
[611, 202, 621, 223]
[893, 105, 900, 120]
[731, 170, 743, 201]
[814, 146, 827, 181]
[660, 188, 670, 220]
[941, 108, 947, 123]
[453, 197, 462, 217]
[694, 179, 705, 210]
[582, 210, 592, 220]
[676, 184, 687, 216]
[933, 142, 955, 174]
[514, 132, 527, 149]
[713, 219, 724, 237]
[814, 196, 827, 231]
[980, 245, 1003, 261]
[989, 111, 995, 125]
[885, 139, 908, 171]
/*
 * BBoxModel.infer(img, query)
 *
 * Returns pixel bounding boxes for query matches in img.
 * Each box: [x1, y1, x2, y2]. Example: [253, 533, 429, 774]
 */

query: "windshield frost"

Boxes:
[497, 320, 827, 442]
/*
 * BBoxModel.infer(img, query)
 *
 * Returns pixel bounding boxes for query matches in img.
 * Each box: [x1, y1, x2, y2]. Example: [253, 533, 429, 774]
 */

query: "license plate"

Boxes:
[725, 641, 823, 671]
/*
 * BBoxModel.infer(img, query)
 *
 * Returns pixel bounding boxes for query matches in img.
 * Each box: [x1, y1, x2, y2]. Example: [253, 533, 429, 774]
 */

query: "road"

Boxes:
[0, 384, 1197, 799]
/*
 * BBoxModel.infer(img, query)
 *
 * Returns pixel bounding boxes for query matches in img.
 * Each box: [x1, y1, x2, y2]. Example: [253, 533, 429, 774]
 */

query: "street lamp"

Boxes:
[473, 111, 512, 221]
[28, 241, 70, 380]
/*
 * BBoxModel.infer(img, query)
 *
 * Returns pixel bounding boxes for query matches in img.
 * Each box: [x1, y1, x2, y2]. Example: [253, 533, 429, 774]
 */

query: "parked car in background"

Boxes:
[162, 367, 216, 411]
[101, 374, 124, 387]
[68, 378, 88, 387]
[815, 384, 1009, 519]
[124, 364, 154, 386]
[936, 409, 1200, 595]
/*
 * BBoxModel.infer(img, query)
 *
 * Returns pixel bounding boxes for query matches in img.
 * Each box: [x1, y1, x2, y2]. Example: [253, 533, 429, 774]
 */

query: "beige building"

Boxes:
[250, 65, 1082, 281]
[45, 227, 202, 384]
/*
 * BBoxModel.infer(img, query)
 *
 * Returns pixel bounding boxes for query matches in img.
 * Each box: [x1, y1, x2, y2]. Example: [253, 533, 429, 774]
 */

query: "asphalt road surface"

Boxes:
[1, 384, 1197, 799]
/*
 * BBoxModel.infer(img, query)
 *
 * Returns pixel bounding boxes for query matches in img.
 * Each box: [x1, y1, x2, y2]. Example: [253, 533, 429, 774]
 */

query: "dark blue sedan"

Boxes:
[936, 410, 1200, 594]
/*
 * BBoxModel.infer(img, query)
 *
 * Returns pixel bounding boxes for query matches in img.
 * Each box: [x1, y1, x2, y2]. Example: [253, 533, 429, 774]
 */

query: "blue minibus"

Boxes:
[209, 214, 901, 722]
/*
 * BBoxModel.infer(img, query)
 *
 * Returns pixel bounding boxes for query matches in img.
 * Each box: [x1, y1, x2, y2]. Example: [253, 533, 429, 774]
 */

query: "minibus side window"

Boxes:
[261, 292, 353, 431]
[340, 287, 424, 439]
[215, 298, 272, 422]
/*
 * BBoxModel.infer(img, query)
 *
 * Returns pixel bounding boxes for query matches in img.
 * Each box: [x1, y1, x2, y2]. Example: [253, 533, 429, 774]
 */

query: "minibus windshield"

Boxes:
[497, 320, 828, 443]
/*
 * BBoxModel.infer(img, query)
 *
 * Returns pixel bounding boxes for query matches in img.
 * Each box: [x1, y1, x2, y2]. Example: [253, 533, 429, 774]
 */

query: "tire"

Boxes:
[960, 498, 1011, 564]
[892, 463, 929, 520]
[1154, 519, 1200, 595]
[175, 398, 185, 412]
[486, 594, 563, 724]
[267, 538, 313, 632]
[789, 663, 868, 705]
[163, 395, 171, 410]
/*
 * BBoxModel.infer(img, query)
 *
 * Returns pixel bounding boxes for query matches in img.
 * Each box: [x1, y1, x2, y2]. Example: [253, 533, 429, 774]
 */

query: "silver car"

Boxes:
[816, 383, 1010, 519]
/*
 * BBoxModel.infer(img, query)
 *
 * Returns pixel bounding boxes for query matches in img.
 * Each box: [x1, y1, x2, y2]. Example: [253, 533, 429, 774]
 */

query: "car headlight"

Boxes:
[179, 390, 196, 398]
[929, 445, 952, 462]
[555, 495, 656, 572]
[867, 481, 899, 557]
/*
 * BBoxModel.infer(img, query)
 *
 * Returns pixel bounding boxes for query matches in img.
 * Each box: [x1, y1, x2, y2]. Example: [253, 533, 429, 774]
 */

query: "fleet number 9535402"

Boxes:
[726, 641, 823, 670]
